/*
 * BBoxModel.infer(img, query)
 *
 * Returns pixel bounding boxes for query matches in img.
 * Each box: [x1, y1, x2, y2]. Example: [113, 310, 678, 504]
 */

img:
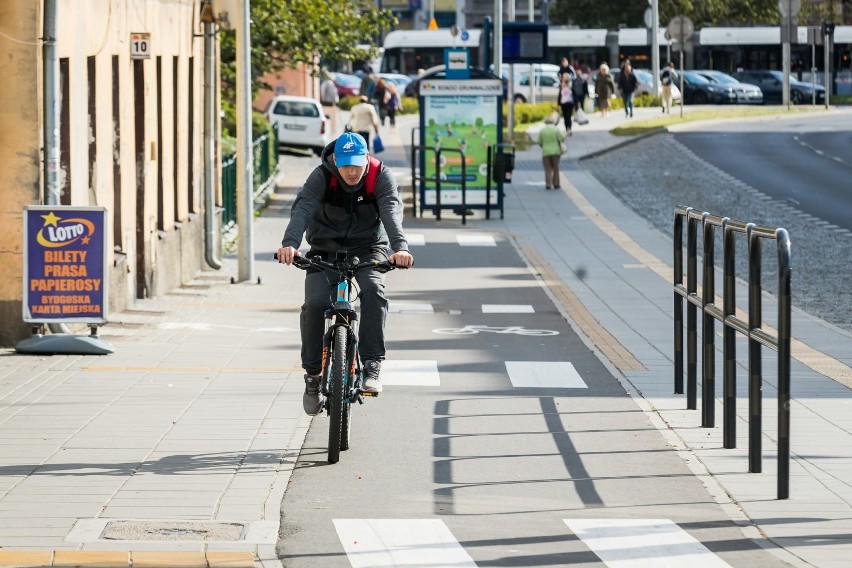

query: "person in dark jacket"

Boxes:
[617, 60, 638, 118]
[276, 132, 413, 413]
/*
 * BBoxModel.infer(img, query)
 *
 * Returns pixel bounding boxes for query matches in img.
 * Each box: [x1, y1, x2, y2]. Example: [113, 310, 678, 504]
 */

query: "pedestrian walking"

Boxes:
[537, 115, 565, 190]
[383, 83, 402, 127]
[660, 61, 676, 113]
[617, 60, 638, 118]
[320, 70, 340, 132]
[348, 95, 381, 148]
[558, 73, 574, 135]
[595, 63, 615, 117]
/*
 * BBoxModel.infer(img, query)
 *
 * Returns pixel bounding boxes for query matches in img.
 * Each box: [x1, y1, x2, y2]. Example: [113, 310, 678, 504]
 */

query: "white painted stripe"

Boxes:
[406, 233, 426, 246]
[505, 361, 587, 388]
[563, 519, 731, 568]
[334, 519, 477, 567]
[457, 234, 496, 246]
[380, 360, 440, 386]
[482, 304, 534, 314]
[389, 302, 434, 313]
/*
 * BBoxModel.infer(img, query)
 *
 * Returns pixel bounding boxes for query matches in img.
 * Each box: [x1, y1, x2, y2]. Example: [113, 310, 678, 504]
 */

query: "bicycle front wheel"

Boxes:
[327, 326, 347, 464]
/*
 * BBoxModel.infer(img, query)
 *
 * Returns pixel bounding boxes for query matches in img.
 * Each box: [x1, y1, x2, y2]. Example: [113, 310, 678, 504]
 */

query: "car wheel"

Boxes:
[791, 90, 804, 104]
[513, 94, 527, 104]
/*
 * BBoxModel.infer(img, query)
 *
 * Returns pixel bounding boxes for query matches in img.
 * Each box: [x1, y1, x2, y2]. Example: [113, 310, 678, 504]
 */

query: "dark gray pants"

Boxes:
[300, 253, 388, 374]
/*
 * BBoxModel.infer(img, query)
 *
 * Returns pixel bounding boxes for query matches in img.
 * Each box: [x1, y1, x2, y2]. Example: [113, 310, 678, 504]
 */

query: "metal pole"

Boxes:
[701, 219, 715, 428]
[776, 228, 792, 499]
[493, 0, 502, 76]
[722, 220, 737, 449]
[651, 0, 660, 97]
[747, 225, 763, 473]
[811, 36, 816, 106]
[673, 210, 685, 395]
[824, 31, 830, 108]
[507, 0, 515, 142]
[42, 0, 60, 206]
[236, 0, 254, 282]
[686, 214, 698, 410]
[203, 19, 222, 270]
[782, 16, 791, 107]
[678, 48, 684, 117]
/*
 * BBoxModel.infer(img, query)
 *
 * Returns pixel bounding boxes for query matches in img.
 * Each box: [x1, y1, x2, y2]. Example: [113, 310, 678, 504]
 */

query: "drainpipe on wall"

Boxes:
[42, 0, 71, 335]
[202, 14, 222, 269]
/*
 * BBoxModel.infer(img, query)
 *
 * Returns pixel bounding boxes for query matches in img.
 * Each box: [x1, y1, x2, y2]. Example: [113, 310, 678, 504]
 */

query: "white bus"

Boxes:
[380, 29, 483, 77]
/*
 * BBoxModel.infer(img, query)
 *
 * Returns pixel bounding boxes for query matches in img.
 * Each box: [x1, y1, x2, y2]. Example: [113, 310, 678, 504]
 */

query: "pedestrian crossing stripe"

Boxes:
[378, 361, 587, 388]
[563, 519, 732, 567]
[334, 519, 476, 567]
[334, 518, 731, 567]
[457, 234, 497, 246]
[482, 304, 535, 313]
[388, 302, 434, 313]
[506, 361, 588, 388]
[406, 233, 426, 246]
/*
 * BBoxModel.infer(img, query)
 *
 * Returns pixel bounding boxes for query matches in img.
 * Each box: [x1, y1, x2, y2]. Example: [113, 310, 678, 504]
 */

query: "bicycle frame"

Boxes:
[288, 252, 395, 463]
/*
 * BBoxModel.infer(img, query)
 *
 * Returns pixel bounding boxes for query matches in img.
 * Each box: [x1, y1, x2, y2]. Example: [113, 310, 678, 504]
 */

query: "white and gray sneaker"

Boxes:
[303, 374, 324, 415]
[362, 360, 382, 394]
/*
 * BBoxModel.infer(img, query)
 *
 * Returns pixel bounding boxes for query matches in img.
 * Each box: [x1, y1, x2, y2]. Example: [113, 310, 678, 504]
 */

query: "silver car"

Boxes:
[695, 70, 764, 104]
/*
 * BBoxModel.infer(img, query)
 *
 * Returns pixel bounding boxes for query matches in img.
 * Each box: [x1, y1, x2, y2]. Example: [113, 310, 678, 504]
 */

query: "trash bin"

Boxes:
[493, 150, 515, 184]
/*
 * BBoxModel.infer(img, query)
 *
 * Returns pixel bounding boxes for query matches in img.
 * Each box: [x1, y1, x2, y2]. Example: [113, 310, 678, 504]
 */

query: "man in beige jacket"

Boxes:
[349, 96, 381, 148]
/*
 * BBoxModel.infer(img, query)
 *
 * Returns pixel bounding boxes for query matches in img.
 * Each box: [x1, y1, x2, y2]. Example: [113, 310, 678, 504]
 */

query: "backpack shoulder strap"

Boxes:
[364, 156, 382, 198]
[325, 156, 383, 198]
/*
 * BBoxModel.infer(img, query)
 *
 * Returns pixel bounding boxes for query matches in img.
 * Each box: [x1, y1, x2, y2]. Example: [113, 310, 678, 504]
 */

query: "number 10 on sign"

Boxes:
[130, 33, 150, 60]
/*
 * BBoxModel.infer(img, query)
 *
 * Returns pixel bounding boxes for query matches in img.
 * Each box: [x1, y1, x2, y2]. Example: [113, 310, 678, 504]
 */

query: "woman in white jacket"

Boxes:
[349, 96, 381, 148]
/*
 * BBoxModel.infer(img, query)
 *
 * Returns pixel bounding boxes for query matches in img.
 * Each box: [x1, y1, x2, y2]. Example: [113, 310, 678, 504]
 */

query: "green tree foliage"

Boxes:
[551, 0, 782, 29]
[219, 0, 396, 104]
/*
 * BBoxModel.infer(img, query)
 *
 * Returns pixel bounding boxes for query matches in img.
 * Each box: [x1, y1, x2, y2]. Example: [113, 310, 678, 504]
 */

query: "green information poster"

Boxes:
[420, 79, 503, 207]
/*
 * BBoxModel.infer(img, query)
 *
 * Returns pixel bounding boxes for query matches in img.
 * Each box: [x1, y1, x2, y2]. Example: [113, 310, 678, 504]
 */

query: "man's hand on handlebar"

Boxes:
[389, 250, 413, 268]
[276, 246, 301, 265]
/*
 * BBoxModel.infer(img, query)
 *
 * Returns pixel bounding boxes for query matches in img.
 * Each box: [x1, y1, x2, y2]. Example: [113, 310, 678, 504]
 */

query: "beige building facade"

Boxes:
[0, 0, 208, 346]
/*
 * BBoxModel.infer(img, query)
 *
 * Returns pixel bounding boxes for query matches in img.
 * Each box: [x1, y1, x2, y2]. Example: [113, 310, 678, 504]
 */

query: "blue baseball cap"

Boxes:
[334, 133, 368, 167]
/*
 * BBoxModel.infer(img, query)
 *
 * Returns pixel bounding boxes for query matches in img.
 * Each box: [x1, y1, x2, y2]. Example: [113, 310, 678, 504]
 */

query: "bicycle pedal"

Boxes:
[361, 391, 379, 398]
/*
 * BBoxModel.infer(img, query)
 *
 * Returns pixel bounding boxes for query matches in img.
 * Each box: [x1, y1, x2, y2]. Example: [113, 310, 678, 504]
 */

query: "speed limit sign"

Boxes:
[130, 33, 151, 60]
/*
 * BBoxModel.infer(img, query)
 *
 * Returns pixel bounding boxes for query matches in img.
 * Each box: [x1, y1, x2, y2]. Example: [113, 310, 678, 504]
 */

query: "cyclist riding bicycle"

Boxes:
[276, 132, 414, 415]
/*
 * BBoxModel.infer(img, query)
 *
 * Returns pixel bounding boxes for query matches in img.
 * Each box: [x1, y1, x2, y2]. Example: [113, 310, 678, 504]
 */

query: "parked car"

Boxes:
[731, 70, 825, 104]
[694, 70, 763, 104]
[332, 72, 361, 97]
[680, 71, 739, 104]
[266, 95, 329, 156]
[512, 71, 561, 103]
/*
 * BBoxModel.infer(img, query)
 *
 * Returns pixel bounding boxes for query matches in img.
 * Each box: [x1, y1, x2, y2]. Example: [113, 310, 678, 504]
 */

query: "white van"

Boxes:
[266, 95, 329, 156]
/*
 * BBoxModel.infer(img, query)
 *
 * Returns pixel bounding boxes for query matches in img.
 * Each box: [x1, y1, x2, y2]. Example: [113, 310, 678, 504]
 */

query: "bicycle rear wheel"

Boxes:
[327, 326, 347, 464]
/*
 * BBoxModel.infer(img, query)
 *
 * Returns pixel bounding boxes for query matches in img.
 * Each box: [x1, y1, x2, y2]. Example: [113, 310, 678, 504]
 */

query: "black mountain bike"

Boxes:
[286, 252, 397, 464]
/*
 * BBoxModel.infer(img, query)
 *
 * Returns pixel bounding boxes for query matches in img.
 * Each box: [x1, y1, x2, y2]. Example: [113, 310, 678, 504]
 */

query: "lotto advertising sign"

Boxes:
[22, 206, 108, 324]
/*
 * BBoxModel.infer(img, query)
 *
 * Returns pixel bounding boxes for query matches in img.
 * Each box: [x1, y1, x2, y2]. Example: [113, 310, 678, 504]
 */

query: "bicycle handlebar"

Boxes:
[273, 253, 399, 274]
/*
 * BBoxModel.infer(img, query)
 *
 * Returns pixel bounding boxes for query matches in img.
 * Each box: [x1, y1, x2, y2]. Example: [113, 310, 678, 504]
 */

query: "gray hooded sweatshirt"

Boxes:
[281, 140, 409, 257]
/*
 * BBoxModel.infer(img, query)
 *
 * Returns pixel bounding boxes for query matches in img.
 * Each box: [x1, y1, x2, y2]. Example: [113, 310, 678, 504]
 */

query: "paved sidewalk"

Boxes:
[0, 103, 850, 567]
